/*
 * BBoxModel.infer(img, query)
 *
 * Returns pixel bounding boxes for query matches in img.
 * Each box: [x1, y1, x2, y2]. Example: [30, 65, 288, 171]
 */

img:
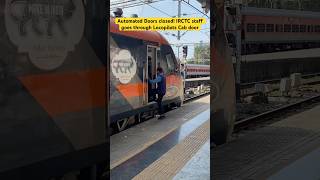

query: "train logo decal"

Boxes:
[111, 49, 137, 84]
[5, 0, 85, 70]
[165, 86, 179, 98]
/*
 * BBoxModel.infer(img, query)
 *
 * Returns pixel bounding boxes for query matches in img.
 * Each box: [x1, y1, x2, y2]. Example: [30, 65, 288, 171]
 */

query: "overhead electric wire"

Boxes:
[138, 0, 172, 17]
[171, 42, 210, 46]
[181, 0, 209, 18]
[111, 0, 140, 6]
[111, 0, 167, 10]
[111, 2, 146, 9]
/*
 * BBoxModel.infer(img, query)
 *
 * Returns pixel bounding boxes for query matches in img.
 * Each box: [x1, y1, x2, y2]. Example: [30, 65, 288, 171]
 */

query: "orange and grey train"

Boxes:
[110, 18, 184, 131]
[0, 1, 107, 179]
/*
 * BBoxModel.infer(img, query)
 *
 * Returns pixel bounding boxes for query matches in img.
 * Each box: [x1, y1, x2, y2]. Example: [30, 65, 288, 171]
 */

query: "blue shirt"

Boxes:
[149, 76, 162, 83]
[149, 73, 166, 95]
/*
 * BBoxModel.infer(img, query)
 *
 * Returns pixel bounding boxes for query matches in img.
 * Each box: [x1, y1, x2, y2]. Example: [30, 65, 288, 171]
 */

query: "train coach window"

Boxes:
[257, 24, 265, 32]
[300, 25, 306, 32]
[292, 24, 299, 32]
[315, 25, 320, 32]
[266, 24, 274, 32]
[275, 24, 283, 32]
[247, 23, 256, 32]
[284, 24, 291, 32]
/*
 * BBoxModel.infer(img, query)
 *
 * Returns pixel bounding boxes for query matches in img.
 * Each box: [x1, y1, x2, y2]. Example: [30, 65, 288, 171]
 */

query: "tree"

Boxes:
[194, 44, 210, 64]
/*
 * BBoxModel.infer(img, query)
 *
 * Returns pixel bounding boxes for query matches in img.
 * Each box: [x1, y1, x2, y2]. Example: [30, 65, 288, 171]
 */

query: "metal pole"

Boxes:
[235, 3, 242, 101]
[177, 0, 181, 40]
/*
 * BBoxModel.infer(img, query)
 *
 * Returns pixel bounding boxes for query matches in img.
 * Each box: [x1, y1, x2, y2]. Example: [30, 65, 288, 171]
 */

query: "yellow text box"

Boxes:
[114, 17, 207, 31]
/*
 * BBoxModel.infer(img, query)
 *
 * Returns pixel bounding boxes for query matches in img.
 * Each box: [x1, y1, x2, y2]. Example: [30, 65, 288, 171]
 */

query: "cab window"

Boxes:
[166, 54, 175, 73]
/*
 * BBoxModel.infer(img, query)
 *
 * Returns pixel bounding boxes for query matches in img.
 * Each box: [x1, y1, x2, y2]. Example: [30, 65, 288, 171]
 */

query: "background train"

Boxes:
[110, 18, 184, 132]
[226, 6, 320, 83]
[226, 7, 320, 55]
[180, 63, 210, 78]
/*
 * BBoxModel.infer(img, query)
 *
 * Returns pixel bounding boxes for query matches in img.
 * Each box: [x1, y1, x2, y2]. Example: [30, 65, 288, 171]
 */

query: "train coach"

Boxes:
[240, 7, 320, 55]
[183, 63, 210, 78]
[110, 18, 184, 132]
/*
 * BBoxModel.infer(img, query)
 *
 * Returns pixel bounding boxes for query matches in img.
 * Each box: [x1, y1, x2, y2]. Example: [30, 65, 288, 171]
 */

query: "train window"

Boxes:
[247, 23, 256, 32]
[275, 24, 283, 32]
[257, 24, 265, 32]
[266, 24, 274, 32]
[166, 54, 175, 72]
[308, 25, 312, 32]
[160, 54, 169, 73]
[284, 24, 291, 32]
[292, 24, 299, 32]
[315, 25, 320, 32]
[300, 25, 306, 32]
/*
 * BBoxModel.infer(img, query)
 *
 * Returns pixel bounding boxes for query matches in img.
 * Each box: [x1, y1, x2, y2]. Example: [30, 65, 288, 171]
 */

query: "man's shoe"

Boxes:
[158, 115, 165, 119]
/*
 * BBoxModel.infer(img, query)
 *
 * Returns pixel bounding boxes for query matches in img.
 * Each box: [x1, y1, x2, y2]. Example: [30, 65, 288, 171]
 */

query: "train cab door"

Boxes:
[144, 46, 159, 103]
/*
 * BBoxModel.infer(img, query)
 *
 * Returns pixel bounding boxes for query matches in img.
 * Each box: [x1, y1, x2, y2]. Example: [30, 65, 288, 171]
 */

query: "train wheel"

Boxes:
[116, 118, 129, 132]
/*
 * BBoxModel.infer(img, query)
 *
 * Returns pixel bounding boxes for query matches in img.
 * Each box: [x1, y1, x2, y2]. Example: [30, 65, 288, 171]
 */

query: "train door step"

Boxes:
[141, 102, 157, 119]
[147, 101, 157, 107]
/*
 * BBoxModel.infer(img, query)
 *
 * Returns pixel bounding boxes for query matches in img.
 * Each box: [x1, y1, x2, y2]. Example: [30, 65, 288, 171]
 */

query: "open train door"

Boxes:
[211, 0, 236, 145]
[145, 45, 159, 103]
[0, 0, 107, 179]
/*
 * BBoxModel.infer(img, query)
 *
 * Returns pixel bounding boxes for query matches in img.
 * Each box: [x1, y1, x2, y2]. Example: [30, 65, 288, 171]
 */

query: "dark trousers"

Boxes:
[157, 93, 164, 115]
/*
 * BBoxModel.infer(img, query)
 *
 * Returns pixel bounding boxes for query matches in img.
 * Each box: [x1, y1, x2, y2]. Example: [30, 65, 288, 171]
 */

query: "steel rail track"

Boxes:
[234, 94, 320, 133]
[240, 76, 320, 97]
[183, 91, 210, 103]
[240, 73, 320, 89]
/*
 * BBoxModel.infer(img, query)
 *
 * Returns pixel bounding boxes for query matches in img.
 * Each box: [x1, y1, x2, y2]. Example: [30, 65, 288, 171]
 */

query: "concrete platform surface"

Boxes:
[173, 140, 210, 180]
[110, 95, 209, 169]
[111, 96, 210, 179]
[212, 104, 320, 180]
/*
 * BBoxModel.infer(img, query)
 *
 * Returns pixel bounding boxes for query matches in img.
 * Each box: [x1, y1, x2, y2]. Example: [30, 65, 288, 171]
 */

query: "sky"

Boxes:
[110, 0, 210, 60]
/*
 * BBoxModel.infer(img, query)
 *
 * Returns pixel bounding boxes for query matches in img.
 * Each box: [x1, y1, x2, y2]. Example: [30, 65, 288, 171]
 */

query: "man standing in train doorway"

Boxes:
[149, 67, 166, 119]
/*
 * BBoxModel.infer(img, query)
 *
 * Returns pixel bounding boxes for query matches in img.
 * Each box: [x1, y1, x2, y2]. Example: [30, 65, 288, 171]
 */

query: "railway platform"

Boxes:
[213, 104, 320, 180]
[110, 95, 210, 180]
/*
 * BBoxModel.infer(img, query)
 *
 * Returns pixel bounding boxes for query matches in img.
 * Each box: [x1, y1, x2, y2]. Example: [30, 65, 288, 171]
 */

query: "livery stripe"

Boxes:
[116, 83, 145, 98]
[18, 68, 106, 117]
[115, 75, 182, 99]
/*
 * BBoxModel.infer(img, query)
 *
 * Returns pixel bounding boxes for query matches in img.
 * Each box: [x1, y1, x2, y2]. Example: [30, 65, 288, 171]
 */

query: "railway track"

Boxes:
[234, 94, 320, 133]
[184, 91, 210, 103]
[240, 73, 320, 97]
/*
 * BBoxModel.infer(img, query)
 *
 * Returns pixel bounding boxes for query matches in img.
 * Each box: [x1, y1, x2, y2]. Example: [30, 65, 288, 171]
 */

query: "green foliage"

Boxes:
[193, 44, 210, 64]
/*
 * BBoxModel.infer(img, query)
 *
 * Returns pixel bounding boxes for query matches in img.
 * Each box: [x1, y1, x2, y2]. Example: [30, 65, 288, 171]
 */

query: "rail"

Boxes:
[234, 94, 320, 133]
[240, 72, 320, 89]
[183, 77, 210, 82]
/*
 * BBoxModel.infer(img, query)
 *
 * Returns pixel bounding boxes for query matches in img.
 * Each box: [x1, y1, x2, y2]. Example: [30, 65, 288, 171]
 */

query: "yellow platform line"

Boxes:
[132, 120, 210, 180]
